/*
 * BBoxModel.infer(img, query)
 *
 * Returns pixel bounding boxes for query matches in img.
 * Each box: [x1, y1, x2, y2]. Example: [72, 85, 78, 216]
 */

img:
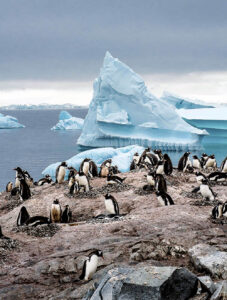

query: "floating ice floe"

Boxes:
[0, 113, 25, 129]
[51, 111, 84, 130]
[178, 107, 227, 144]
[77, 52, 207, 151]
[161, 91, 214, 110]
[42, 145, 144, 179]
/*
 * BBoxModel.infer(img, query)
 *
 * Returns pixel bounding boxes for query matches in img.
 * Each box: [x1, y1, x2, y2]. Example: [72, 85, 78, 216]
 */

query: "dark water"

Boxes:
[0, 109, 87, 191]
[0, 109, 226, 191]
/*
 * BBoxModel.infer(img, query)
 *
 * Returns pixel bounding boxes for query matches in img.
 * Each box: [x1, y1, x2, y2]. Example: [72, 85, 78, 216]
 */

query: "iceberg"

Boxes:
[161, 91, 214, 110]
[0, 113, 25, 129]
[77, 52, 206, 151]
[51, 111, 84, 130]
[42, 145, 145, 179]
[178, 107, 227, 144]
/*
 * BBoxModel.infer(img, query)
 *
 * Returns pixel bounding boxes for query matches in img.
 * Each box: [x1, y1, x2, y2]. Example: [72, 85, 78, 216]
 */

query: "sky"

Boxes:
[0, 0, 227, 106]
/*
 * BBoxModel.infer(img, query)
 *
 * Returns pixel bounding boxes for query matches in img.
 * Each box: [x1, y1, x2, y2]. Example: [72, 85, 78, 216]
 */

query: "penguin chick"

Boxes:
[50, 199, 61, 223]
[79, 250, 104, 281]
[6, 182, 13, 193]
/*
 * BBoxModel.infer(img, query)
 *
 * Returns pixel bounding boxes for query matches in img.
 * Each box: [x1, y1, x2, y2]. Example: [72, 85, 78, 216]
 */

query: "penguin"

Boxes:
[0, 225, 10, 240]
[75, 171, 90, 192]
[220, 156, 227, 173]
[130, 153, 140, 170]
[79, 250, 104, 281]
[192, 155, 202, 169]
[99, 159, 112, 177]
[203, 154, 217, 170]
[55, 162, 67, 184]
[23, 170, 34, 187]
[18, 176, 31, 201]
[200, 153, 209, 168]
[222, 202, 227, 217]
[26, 216, 50, 227]
[163, 154, 173, 175]
[6, 182, 13, 193]
[50, 199, 62, 223]
[36, 174, 53, 186]
[61, 205, 72, 223]
[67, 167, 77, 181]
[212, 203, 223, 219]
[208, 172, 227, 182]
[154, 149, 163, 161]
[147, 171, 156, 186]
[156, 160, 165, 175]
[106, 175, 126, 185]
[89, 161, 98, 177]
[144, 153, 158, 167]
[11, 187, 19, 196]
[195, 171, 207, 185]
[69, 175, 76, 193]
[156, 191, 174, 206]
[104, 194, 119, 215]
[178, 152, 191, 172]
[17, 206, 30, 226]
[155, 174, 167, 193]
[80, 158, 91, 177]
[109, 165, 119, 175]
[14, 167, 25, 188]
[200, 179, 215, 201]
[138, 148, 151, 165]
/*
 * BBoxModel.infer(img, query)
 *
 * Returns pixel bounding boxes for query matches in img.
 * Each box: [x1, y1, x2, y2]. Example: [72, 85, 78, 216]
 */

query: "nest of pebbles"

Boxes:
[0, 196, 22, 212]
[0, 237, 20, 263]
[191, 199, 220, 207]
[87, 214, 126, 224]
[13, 223, 60, 238]
[210, 216, 227, 225]
[134, 185, 155, 196]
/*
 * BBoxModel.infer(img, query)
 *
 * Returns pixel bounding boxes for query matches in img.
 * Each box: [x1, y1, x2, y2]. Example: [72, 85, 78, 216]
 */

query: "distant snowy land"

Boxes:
[0, 103, 88, 110]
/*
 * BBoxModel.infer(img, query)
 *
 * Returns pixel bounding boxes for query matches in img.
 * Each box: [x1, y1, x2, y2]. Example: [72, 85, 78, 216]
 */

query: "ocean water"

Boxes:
[0, 109, 226, 191]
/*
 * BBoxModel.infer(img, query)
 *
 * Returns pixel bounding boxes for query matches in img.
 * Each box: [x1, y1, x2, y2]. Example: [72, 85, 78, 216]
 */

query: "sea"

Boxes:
[0, 109, 226, 191]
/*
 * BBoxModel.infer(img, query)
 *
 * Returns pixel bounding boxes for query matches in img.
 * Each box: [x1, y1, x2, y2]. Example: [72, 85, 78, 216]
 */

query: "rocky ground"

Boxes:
[0, 169, 226, 299]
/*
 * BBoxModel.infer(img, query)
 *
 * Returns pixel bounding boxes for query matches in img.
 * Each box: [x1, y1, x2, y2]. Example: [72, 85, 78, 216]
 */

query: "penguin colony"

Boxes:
[1, 150, 227, 281]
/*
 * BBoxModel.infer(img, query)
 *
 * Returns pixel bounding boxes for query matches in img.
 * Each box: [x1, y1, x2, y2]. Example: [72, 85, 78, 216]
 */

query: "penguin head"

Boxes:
[45, 174, 52, 179]
[105, 193, 111, 199]
[145, 147, 150, 152]
[193, 155, 198, 159]
[163, 154, 169, 159]
[53, 199, 59, 204]
[210, 154, 215, 159]
[92, 249, 104, 259]
[14, 167, 23, 173]
[61, 162, 67, 167]
[201, 179, 208, 185]
[134, 152, 139, 156]
[202, 153, 208, 157]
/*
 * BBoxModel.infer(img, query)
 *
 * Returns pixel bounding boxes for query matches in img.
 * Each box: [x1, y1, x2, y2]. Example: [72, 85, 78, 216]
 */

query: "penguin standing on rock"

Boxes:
[130, 153, 140, 170]
[163, 154, 173, 175]
[36, 174, 52, 186]
[17, 206, 30, 226]
[79, 250, 104, 281]
[192, 155, 202, 169]
[178, 152, 191, 172]
[26, 216, 50, 227]
[106, 175, 126, 185]
[200, 153, 209, 168]
[18, 176, 31, 201]
[155, 174, 167, 193]
[75, 171, 90, 192]
[156, 191, 174, 206]
[50, 199, 62, 223]
[14, 167, 25, 188]
[222, 202, 227, 217]
[55, 162, 67, 184]
[147, 171, 156, 187]
[6, 182, 13, 193]
[154, 149, 163, 161]
[61, 205, 72, 223]
[220, 156, 227, 173]
[99, 159, 112, 177]
[200, 179, 215, 201]
[104, 194, 119, 215]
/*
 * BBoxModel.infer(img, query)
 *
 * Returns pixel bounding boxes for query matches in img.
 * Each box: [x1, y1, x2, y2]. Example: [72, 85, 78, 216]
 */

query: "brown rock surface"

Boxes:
[0, 169, 226, 299]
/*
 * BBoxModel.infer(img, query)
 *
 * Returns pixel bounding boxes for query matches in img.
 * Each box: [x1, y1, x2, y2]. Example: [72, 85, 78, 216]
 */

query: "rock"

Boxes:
[211, 281, 227, 299]
[198, 276, 216, 295]
[90, 266, 177, 300]
[160, 268, 198, 300]
[189, 244, 227, 279]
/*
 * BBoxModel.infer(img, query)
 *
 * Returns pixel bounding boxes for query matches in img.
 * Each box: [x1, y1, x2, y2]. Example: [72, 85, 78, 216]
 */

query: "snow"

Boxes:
[51, 111, 84, 130]
[77, 52, 206, 151]
[178, 107, 227, 120]
[42, 145, 144, 179]
[0, 113, 25, 129]
[161, 91, 214, 110]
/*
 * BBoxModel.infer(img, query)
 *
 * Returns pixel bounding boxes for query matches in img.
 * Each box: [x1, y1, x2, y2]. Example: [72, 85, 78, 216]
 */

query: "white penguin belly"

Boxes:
[193, 160, 201, 169]
[147, 175, 155, 186]
[57, 166, 65, 183]
[85, 256, 98, 280]
[15, 177, 20, 188]
[156, 165, 164, 175]
[83, 162, 89, 176]
[200, 185, 214, 200]
[222, 161, 227, 172]
[105, 199, 115, 214]
[157, 196, 165, 206]
[134, 156, 140, 165]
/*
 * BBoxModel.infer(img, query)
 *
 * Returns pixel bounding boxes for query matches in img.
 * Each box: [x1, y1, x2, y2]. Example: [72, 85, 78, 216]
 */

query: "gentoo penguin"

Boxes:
[67, 167, 77, 181]
[200, 179, 215, 201]
[208, 172, 227, 182]
[0, 225, 10, 239]
[200, 153, 209, 168]
[88, 160, 98, 177]
[55, 162, 67, 184]
[155, 174, 167, 193]
[178, 152, 191, 172]
[69, 175, 76, 193]
[144, 153, 158, 167]
[106, 175, 126, 185]
[163, 154, 173, 175]
[26, 216, 50, 227]
[80, 158, 97, 178]
[6, 182, 13, 193]
[156, 160, 165, 175]
[147, 171, 156, 187]
[79, 250, 104, 281]
[36, 174, 52, 186]
[61, 205, 72, 223]
[104, 194, 119, 215]
[99, 159, 112, 177]
[195, 171, 207, 185]
[109, 165, 119, 175]
[17, 206, 30, 226]
[138, 148, 151, 165]
[14, 167, 24, 188]
[11, 187, 19, 196]
[130, 152, 140, 170]
[156, 191, 174, 206]
[192, 155, 202, 169]
[18, 176, 31, 201]
[220, 156, 227, 172]
[23, 170, 33, 187]
[203, 155, 217, 170]
[75, 171, 90, 192]
[212, 203, 223, 219]
[50, 199, 61, 223]
[154, 149, 163, 161]
[222, 202, 227, 217]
